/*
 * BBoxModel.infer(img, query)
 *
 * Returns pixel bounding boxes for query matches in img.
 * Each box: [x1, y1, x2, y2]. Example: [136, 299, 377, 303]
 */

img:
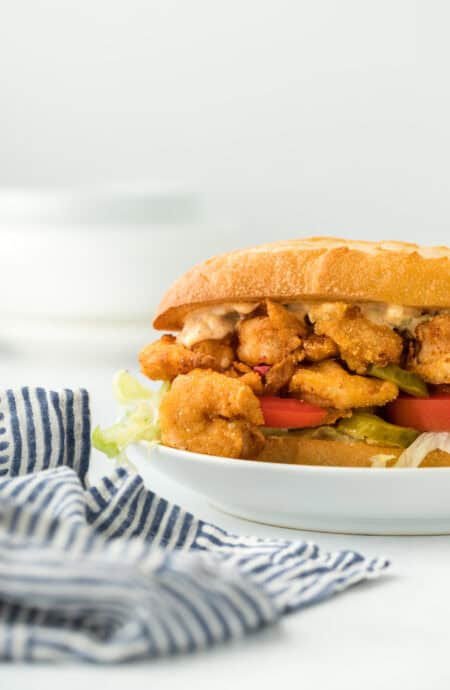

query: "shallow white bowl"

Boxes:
[128, 443, 450, 535]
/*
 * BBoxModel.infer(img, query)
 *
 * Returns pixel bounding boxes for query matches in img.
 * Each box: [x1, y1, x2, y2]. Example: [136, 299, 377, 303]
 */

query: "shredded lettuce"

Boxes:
[368, 432, 450, 468]
[394, 432, 450, 468]
[112, 369, 154, 405]
[92, 370, 170, 463]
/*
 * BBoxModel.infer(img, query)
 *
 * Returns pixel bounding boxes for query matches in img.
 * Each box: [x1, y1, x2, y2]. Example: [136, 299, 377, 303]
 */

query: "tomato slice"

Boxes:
[259, 396, 328, 428]
[385, 394, 450, 432]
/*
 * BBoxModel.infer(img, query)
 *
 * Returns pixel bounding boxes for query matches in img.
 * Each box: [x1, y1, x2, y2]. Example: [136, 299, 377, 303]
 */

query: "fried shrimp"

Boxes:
[264, 354, 303, 394]
[266, 300, 307, 333]
[159, 369, 265, 458]
[224, 361, 264, 394]
[139, 335, 234, 381]
[289, 360, 399, 410]
[312, 305, 403, 373]
[237, 300, 306, 366]
[260, 333, 337, 394]
[407, 315, 450, 384]
[191, 338, 235, 369]
[303, 334, 338, 362]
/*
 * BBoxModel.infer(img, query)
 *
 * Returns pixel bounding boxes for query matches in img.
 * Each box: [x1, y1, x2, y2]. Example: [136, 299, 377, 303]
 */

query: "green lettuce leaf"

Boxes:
[92, 370, 170, 461]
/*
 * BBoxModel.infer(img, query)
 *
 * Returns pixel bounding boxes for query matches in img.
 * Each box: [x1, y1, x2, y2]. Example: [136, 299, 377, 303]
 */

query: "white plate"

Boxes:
[128, 444, 450, 535]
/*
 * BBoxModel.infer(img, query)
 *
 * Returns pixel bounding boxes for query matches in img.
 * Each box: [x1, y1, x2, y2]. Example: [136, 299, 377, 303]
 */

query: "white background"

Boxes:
[1, 0, 449, 244]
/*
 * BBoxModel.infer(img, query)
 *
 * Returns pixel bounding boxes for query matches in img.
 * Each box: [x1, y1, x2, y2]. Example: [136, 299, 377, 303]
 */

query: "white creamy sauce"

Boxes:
[177, 303, 258, 347]
[177, 300, 447, 346]
[358, 304, 429, 332]
[288, 301, 442, 333]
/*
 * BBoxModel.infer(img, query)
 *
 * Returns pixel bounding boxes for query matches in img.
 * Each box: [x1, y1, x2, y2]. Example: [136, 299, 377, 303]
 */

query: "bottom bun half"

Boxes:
[255, 436, 450, 468]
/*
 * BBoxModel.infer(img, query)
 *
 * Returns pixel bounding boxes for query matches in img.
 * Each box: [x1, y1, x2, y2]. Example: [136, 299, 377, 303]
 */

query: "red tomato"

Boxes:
[259, 396, 328, 428]
[385, 394, 450, 432]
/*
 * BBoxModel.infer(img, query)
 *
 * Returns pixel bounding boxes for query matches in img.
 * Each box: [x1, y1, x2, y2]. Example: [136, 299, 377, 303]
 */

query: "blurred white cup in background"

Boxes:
[0, 183, 240, 361]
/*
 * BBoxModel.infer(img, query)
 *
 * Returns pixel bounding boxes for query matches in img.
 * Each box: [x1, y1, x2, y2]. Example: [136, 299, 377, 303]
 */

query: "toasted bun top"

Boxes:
[153, 236, 450, 331]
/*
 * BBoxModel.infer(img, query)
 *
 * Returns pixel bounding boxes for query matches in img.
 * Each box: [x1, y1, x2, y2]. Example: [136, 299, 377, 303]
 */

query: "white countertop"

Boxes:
[1, 353, 450, 690]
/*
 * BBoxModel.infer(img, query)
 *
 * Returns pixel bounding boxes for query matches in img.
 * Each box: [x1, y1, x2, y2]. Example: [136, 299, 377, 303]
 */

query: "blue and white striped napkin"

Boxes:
[0, 388, 389, 662]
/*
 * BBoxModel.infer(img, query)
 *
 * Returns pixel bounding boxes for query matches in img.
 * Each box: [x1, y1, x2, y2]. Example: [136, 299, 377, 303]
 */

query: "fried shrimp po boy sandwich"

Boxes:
[94, 237, 450, 469]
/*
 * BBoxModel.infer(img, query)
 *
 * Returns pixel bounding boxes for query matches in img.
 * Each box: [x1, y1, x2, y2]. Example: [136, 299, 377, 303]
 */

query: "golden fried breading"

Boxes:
[191, 338, 234, 369]
[303, 334, 339, 362]
[239, 372, 264, 395]
[159, 369, 265, 458]
[313, 306, 403, 373]
[407, 315, 450, 384]
[224, 362, 264, 394]
[139, 335, 234, 381]
[237, 301, 305, 366]
[264, 354, 304, 394]
[308, 302, 349, 323]
[260, 333, 337, 394]
[320, 408, 353, 425]
[266, 300, 308, 333]
[289, 360, 399, 410]
[231, 361, 253, 374]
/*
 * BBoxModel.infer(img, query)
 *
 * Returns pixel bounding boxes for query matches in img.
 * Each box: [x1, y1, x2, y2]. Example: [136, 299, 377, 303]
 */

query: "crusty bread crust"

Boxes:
[256, 436, 450, 468]
[153, 237, 450, 331]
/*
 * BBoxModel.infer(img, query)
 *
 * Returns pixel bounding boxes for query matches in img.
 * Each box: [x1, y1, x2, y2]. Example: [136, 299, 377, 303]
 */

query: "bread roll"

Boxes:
[257, 435, 450, 468]
[154, 237, 450, 331]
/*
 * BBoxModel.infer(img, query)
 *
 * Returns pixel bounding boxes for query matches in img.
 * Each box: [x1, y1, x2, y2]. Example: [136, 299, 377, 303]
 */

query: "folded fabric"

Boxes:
[0, 387, 389, 662]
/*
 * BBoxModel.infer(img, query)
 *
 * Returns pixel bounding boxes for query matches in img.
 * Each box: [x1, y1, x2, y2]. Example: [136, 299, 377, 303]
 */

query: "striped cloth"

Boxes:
[0, 388, 389, 662]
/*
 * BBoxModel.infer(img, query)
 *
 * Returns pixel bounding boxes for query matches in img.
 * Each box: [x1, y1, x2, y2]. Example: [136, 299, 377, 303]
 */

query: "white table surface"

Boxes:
[1, 352, 450, 690]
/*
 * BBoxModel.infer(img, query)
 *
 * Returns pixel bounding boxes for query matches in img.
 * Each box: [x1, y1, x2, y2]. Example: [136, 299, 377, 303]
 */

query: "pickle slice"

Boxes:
[367, 364, 428, 397]
[260, 427, 290, 436]
[337, 413, 420, 448]
[261, 426, 352, 441]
